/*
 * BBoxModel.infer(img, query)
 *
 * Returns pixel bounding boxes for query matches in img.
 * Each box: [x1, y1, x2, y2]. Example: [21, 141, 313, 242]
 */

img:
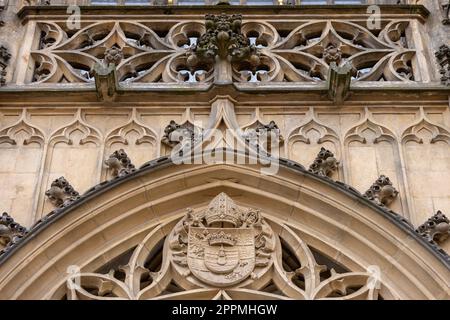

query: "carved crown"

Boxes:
[203, 192, 242, 227]
[207, 231, 237, 246]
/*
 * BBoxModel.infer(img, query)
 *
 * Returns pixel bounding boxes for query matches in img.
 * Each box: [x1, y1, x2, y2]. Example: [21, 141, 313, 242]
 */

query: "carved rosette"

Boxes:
[363, 175, 399, 207]
[416, 211, 450, 244]
[45, 177, 80, 208]
[168, 193, 275, 288]
[308, 147, 339, 177]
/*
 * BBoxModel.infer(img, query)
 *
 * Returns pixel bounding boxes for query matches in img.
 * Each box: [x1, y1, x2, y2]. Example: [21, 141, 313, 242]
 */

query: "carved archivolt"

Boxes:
[66, 192, 384, 300]
[29, 18, 420, 84]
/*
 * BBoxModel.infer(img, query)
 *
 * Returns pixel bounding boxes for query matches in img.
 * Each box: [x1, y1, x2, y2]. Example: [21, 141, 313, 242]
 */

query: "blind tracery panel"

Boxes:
[29, 18, 423, 85]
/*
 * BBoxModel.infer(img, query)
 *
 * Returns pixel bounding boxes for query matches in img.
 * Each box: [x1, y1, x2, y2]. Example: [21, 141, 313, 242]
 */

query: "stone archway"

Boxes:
[0, 152, 448, 300]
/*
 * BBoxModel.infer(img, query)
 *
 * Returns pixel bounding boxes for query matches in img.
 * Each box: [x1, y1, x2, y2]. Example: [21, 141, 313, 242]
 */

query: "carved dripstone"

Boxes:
[45, 177, 80, 208]
[416, 211, 450, 244]
[162, 120, 200, 148]
[105, 149, 136, 178]
[0, 45, 11, 86]
[186, 14, 260, 69]
[0, 212, 28, 250]
[435, 44, 450, 85]
[308, 147, 339, 177]
[363, 175, 399, 206]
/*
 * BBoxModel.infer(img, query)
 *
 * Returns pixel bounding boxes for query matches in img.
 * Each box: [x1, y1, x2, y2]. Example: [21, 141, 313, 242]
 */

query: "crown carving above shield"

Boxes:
[207, 231, 237, 246]
[203, 192, 243, 227]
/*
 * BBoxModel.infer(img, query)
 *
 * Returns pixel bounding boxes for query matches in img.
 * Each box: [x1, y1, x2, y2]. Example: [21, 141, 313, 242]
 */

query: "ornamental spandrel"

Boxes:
[168, 192, 275, 288]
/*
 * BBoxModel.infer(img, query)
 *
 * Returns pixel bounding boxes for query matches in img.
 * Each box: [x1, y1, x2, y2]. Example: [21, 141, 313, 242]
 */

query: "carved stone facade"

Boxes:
[0, 1, 449, 300]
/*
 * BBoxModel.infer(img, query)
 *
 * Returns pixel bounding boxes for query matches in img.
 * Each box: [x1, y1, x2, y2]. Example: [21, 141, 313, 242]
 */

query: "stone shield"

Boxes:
[187, 227, 255, 287]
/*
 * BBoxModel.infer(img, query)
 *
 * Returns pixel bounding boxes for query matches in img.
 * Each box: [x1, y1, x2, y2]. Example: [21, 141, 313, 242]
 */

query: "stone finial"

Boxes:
[0, 212, 27, 249]
[186, 13, 260, 67]
[104, 45, 124, 66]
[416, 211, 450, 244]
[363, 175, 399, 206]
[435, 44, 450, 86]
[105, 149, 136, 178]
[162, 120, 198, 148]
[45, 177, 80, 208]
[308, 147, 339, 177]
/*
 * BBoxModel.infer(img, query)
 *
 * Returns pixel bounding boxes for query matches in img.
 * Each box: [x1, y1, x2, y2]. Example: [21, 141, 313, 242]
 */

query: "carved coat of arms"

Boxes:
[168, 193, 275, 288]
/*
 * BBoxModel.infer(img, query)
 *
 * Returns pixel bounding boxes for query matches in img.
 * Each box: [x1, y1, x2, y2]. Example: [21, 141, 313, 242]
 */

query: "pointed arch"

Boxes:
[0, 151, 448, 300]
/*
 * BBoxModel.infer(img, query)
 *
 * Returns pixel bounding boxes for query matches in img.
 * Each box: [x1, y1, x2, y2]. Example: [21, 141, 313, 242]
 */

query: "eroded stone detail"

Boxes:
[0, 45, 11, 86]
[45, 177, 80, 208]
[443, 1, 450, 25]
[243, 120, 284, 151]
[416, 211, 450, 244]
[435, 44, 450, 85]
[186, 14, 260, 67]
[104, 45, 124, 66]
[162, 120, 200, 148]
[0, 213, 28, 252]
[363, 175, 399, 207]
[308, 147, 339, 177]
[169, 192, 275, 287]
[104, 149, 136, 178]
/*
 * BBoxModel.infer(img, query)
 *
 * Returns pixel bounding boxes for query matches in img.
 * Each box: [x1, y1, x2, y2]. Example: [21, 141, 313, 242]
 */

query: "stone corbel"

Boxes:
[308, 147, 339, 178]
[45, 177, 80, 208]
[327, 62, 352, 105]
[363, 175, 399, 207]
[105, 149, 136, 178]
[94, 63, 119, 102]
[416, 211, 450, 244]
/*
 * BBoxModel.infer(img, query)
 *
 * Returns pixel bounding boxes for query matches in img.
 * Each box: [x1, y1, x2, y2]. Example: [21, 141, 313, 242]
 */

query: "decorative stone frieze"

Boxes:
[308, 147, 339, 177]
[363, 175, 399, 207]
[45, 177, 80, 208]
[416, 211, 450, 244]
[105, 149, 136, 178]
[435, 44, 450, 85]
[0, 212, 27, 251]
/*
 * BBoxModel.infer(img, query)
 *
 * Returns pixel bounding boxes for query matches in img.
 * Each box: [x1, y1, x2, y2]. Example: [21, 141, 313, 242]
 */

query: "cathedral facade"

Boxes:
[0, 0, 449, 299]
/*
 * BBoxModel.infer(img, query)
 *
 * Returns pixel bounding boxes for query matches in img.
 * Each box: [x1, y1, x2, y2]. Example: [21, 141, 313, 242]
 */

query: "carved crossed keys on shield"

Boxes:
[168, 192, 276, 287]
